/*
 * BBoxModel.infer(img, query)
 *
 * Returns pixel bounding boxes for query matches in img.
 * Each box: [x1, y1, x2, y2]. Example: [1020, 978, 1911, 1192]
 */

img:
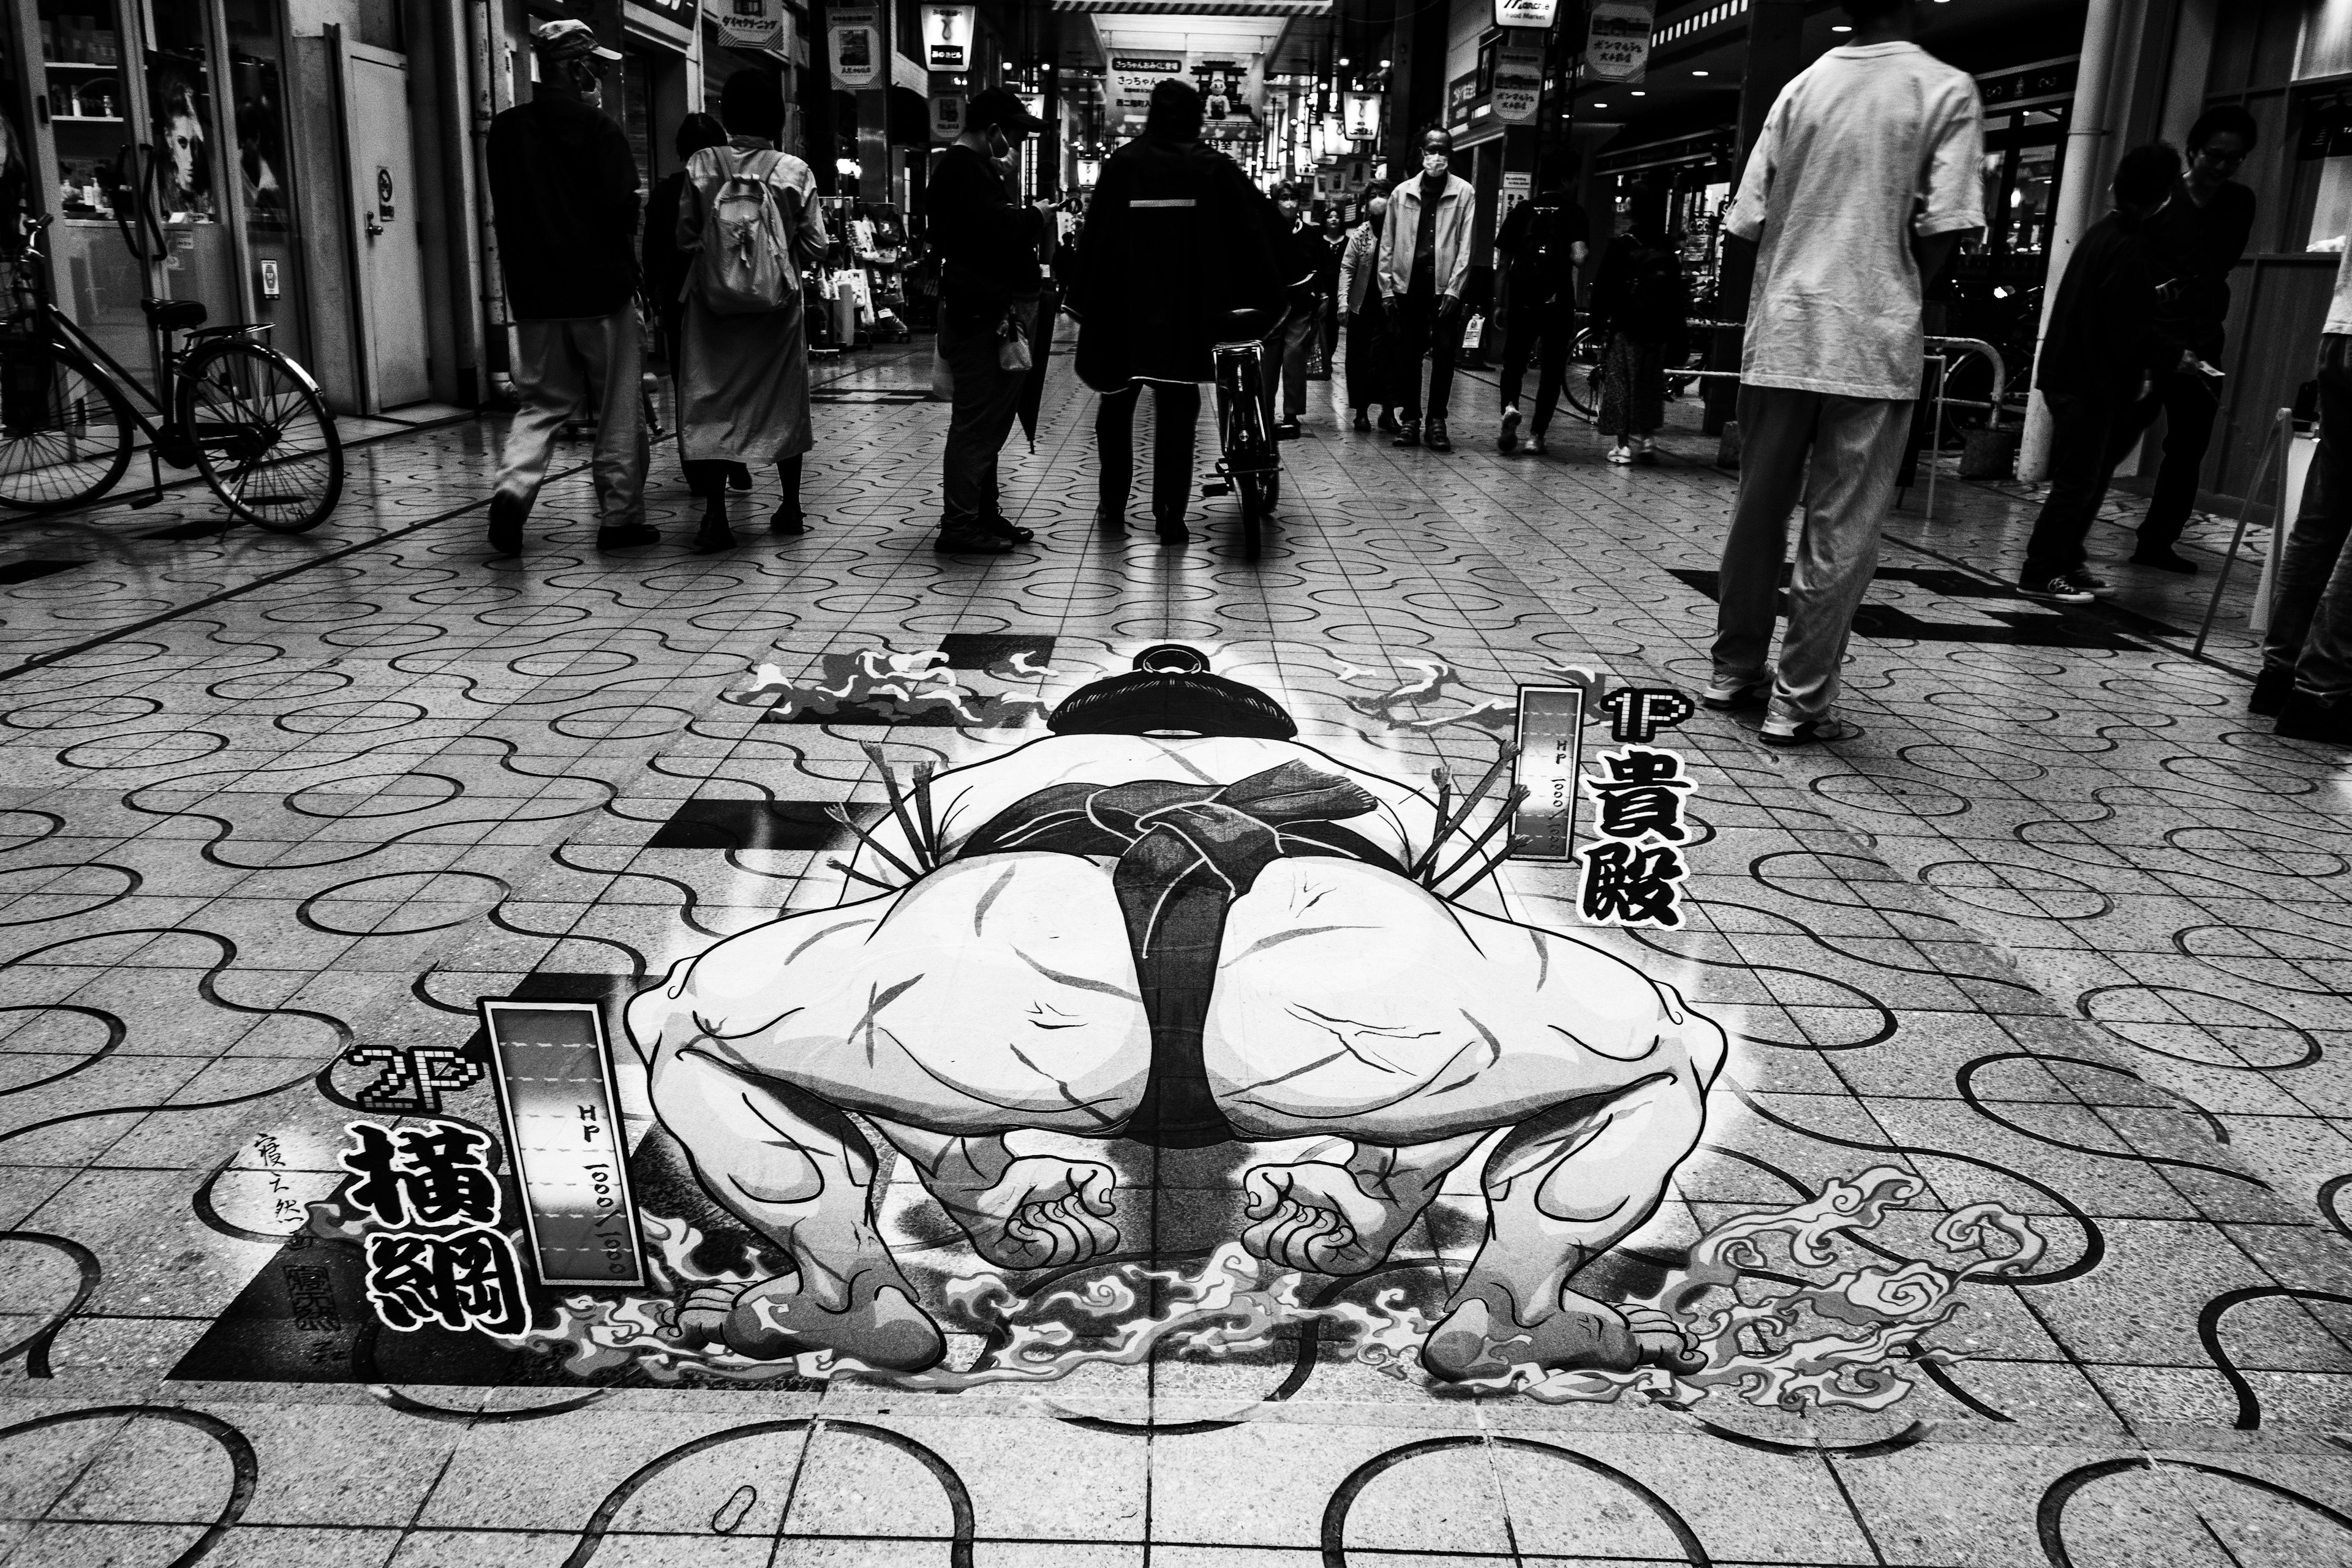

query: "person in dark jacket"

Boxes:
[1263, 181, 1326, 439]
[929, 85, 1052, 556]
[2114, 105, 2258, 574]
[640, 113, 739, 500]
[1336, 182, 1393, 431]
[1069, 79, 1286, 543]
[1493, 155, 1589, 455]
[1589, 226, 1688, 465]
[2018, 143, 2202, 602]
[483, 18, 650, 558]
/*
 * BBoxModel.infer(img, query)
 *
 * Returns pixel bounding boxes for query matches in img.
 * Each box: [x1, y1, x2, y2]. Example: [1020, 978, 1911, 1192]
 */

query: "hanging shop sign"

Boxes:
[1493, 0, 1559, 27]
[831, 6, 881, 88]
[1343, 90, 1382, 141]
[1498, 169, 1532, 234]
[922, 5, 977, 71]
[713, 0, 783, 51]
[1586, 0, 1655, 85]
[1492, 40, 1544, 124]
[1111, 55, 1187, 116]
[930, 92, 966, 141]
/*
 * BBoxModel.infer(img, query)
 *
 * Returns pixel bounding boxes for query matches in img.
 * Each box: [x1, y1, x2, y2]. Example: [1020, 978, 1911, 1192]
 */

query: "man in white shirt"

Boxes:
[1706, 0, 1985, 746]
[2263, 252, 2352, 744]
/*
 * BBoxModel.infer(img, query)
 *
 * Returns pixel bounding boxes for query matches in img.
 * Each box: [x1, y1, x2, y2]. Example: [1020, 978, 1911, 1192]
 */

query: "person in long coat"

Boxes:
[641, 113, 742, 498]
[1068, 79, 1286, 545]
[674, 69, 827, 550]
[1336, 181, 1393, 431]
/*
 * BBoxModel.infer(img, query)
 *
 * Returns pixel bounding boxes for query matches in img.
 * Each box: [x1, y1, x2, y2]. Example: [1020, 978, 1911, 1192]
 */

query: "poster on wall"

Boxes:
[1586, 0, 1656, 85]
[831, 6, 881, 89]
[715, 0, 783, 51]
[930, 93, 966, 141]
[1112, 55, 1187, 117]
[922, 5, 978, 71]
[1491, 41, 1543, 124]
[149, 56, 218, 223]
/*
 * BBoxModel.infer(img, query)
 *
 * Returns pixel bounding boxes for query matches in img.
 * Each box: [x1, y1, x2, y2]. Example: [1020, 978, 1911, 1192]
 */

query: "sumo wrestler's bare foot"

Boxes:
[1420, 1282, 1702, 1383]
[673, 1268, 946, 1372]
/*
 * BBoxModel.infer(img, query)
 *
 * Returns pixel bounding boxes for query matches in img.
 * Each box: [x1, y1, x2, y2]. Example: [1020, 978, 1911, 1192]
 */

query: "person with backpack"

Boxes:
[1589, 225, 1690, 465]
[1493, 155, 1590, 456]
[673, 70, 828, 552]
[1336, 181, 1395, 432]
[483, 19, 650, 558]
[641, 113, 747, 502]
[929, 86, 1054, 556]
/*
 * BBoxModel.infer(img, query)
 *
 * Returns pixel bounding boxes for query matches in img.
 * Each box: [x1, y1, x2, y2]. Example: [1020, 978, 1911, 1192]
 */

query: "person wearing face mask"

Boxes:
[1263, 181, 1325, 440]
[1336, 181, 1395, 432]
[928, 85, 1055, 556]
[481, 19, 651, 558]
[1380, 129, 1476, 452]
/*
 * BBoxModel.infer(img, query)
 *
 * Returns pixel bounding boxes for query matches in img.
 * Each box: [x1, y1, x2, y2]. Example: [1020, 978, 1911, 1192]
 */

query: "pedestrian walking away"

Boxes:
[1494, 155, 1590, 456]
[1706, 0, 1985, 747]
[929, 85, 1055, 556]
[1337, 181, 1395, 432]
[672, 70, 828, 552]
[1382, 127, 1476, 453]
[641, 112, 746, 501]
[483, 18, 650, 558]
[1067, 78, 1287, 545]
[1590, 224, 1690, 466]
[2014, 144, 2201, 606]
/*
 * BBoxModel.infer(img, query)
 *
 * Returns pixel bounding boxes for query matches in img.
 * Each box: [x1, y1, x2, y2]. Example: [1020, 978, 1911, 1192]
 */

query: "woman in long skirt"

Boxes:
[674, 69, 827, 550]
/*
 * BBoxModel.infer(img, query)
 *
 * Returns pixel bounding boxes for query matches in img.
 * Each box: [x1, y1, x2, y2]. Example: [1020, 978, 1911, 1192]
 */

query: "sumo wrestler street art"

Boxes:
[176, 646, 2044, 1411]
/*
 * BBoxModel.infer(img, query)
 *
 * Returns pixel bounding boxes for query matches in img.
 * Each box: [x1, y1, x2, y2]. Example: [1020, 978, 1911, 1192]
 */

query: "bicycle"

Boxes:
[0, 214, 343, 530]
[1200, 307, 1283, 560]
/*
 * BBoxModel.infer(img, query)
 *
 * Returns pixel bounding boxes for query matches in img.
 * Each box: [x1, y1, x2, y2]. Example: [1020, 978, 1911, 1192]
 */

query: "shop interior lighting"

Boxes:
[1691, 69, 1708, 76]
[1831, 23, 1850, 30]
[1630, 89, 1645, 96]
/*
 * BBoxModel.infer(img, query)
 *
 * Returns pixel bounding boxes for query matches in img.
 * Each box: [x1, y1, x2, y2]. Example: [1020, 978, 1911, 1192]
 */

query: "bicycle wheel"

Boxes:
[1238, 467, 1264, 560]
[0, 337, 134, 513]
[179, 337, 344, 532]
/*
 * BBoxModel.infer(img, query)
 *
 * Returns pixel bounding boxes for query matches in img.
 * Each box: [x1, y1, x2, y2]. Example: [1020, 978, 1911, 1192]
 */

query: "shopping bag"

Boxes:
[1304, 312, 1331, 381]
[929, 339, 954, 401]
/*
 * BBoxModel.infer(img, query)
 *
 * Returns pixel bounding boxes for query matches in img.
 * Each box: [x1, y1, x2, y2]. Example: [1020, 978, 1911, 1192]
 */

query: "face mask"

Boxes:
[1422, 152, 1450, 177]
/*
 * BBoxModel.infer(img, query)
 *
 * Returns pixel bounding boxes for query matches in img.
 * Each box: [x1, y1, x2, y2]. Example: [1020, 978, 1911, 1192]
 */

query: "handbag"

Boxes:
[1303, 306, 1331, 381]
[997, 305, 1032, 374]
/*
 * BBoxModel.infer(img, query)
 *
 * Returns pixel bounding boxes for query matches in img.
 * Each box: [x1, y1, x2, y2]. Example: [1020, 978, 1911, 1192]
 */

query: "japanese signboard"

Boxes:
[1112, 55, 1188, 116]
[1492, 40, 1544, 124]
[831, 6, 881, 89]
[1510, 686, 1587, 859]
[931, 93, 967, 141]
[922, 4, 977, 71]
[715, 0, 782, 51]
[1493, 0, 1560, 26]
[1586, 0, 1656, 84]
[480, 1000, 646, 1288]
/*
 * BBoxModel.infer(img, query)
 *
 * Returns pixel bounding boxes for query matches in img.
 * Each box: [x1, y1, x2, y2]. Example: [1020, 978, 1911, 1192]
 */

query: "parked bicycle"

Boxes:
[0, 214, 343, 530]
[1200, 307, 1282, 560]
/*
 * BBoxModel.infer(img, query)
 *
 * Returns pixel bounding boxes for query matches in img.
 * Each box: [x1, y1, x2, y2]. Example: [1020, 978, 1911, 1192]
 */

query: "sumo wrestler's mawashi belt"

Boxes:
[956, 761, 1405, 1148]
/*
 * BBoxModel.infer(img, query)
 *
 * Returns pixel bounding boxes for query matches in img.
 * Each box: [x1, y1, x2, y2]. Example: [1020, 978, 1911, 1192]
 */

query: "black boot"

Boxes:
[695, 497, 736, 552]
[2250, 666, 2295, 716]
[2277, 688, 2352, 744]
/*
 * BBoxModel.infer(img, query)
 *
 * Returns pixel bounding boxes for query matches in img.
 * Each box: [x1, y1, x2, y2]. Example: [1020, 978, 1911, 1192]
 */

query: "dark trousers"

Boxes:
[2265, 341, 2352, 696]
[2106, 368, 2223, 551]
[1344, 298, 1388, 412]
[1500, 295, 1575, 431]
[1387, 282, 1457, 423]
[1096, 382, 1200, 524]
[2021, 390, 2131, 582]
[1260, 309, 1315, 423]
[938, 298, 1036, 527]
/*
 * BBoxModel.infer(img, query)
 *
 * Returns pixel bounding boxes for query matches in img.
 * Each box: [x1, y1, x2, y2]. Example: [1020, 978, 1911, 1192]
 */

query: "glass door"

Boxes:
[32, 0, 154, 385]
[222, 0, 302, 361]
[143, 0, 240, 339]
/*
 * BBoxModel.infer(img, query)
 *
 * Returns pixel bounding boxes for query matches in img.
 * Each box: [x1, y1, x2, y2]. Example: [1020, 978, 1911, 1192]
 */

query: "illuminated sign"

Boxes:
[922, 5, 976, 71]
[1586, 0, 1655, 84]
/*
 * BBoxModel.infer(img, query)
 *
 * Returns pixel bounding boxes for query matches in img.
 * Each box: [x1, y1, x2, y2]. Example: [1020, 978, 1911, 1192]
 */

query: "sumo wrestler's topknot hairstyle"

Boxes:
[1047, 646, 1297, 740]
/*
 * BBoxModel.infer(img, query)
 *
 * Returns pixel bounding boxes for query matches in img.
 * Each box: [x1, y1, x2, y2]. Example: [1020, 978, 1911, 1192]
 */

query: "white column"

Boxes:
[2018, 0, 2130, 482]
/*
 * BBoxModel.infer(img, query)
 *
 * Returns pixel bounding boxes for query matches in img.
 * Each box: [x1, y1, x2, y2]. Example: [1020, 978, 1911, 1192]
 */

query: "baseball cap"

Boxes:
[967, 86, 1047, 136]
[533, 18, 624, 62]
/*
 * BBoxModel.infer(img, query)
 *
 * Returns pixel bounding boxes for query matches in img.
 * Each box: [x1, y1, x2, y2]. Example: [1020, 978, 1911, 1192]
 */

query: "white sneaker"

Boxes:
[1605, 445, 1634, 465]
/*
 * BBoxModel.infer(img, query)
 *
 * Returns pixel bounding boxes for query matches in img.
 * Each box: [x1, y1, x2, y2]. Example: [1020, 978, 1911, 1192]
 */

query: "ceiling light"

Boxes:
[1692, 69, 1709, 76]
[1831, 23, 1851, 30]
[1630, 89, 1645, 96]
[1591, 100, 1606, 107]
[1379, 58, 1390, 67]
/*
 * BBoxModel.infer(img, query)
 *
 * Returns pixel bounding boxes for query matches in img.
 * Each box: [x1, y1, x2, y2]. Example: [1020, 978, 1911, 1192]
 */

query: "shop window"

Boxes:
[2299, 94, 2352, 250]
[146, 0, 217, 225]
[36, 1, 130, 224]
[1, 17, 29, 242]
[224, 0, 305, 360]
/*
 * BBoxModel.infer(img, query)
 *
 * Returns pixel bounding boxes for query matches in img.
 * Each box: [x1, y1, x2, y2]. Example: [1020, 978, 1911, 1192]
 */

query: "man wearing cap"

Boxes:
[928, 85, 1054, 556]
[482, 18, 655, 557]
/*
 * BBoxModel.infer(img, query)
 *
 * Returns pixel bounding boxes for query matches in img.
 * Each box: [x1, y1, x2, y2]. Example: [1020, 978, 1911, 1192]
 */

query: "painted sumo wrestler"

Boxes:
[627, 649, 1727, 1381]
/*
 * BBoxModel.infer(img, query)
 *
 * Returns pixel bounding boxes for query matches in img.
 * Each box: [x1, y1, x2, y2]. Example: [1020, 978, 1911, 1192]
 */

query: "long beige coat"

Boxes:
[674, 137, 828, 464]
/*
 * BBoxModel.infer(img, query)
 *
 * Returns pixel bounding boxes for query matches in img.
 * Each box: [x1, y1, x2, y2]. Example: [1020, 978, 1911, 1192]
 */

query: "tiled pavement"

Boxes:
[0, 329, 2346, 1566]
